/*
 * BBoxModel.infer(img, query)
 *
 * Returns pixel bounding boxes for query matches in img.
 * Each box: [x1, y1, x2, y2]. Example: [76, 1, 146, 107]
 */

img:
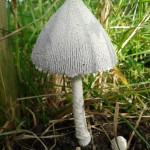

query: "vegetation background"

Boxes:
[0, 0, 150, 149]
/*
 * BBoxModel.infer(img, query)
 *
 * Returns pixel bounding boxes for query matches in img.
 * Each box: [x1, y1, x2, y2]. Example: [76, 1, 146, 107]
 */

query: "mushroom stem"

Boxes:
[71, 75, 91, 147]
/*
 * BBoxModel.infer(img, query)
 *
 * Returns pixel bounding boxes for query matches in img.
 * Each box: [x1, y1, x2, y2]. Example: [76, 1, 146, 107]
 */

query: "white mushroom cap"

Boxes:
[111, 136, 127, 150]
[32, 0, 117, 77]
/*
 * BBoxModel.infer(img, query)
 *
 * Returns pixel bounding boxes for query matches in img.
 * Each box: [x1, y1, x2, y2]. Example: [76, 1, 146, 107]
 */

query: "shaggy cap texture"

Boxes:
[32, 0, 117, 77]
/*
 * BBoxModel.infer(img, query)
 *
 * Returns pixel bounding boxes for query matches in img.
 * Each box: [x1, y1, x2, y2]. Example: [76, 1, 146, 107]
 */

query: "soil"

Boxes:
[8, 115, 149, 150]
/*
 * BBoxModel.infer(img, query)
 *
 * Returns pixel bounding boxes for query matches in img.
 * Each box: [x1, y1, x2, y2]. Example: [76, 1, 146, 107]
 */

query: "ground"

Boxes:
[7, 114, 149, 150]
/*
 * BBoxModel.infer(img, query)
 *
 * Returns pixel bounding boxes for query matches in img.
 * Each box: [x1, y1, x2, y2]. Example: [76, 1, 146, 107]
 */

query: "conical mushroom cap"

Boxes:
[32, 0, 117, 77]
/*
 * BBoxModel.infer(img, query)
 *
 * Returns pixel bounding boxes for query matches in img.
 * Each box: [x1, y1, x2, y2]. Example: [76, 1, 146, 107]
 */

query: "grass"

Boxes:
[0, 0, 150, 149]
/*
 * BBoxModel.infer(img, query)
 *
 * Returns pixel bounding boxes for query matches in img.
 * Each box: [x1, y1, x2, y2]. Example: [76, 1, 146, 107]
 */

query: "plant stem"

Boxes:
[71, 75, 91, 147]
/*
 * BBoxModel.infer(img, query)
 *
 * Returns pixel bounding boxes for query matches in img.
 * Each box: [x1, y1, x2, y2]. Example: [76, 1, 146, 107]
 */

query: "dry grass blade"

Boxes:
[15, 134, 63, 140]
[0, 121, 10, 134]
[113, 102, 120, 150]
[0, 129, 49, 149]
[6, 140, 13, 150]
[48, 115, 93, 124]
[50, 124, 56, 150]
[17, 130, 48, 150]
[114, 67, 129, 86]
[17, 93, 70, 101]
[127, 106, 147, 149]
[101, 0, 105, 26]
[92, 125, 111, 142]
[76, 147, 81, 150]
[25, 107, 37, 127]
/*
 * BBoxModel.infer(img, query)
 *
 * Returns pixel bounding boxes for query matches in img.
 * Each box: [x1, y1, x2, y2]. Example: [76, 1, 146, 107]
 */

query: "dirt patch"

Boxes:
[2, 115, 147, 150]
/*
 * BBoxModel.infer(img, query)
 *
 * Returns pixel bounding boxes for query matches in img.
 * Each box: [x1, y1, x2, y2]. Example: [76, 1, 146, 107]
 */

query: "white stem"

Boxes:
[71, 75, 91, 147]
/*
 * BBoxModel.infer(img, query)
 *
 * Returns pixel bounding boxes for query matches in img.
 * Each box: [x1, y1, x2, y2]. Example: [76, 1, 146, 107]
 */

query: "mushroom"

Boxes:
[31, 0, 117, 147]
[111, 136, 127, 150]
